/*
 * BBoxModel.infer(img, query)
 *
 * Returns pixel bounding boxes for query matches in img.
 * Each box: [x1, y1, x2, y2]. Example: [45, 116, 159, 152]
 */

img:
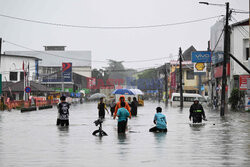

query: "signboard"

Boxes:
[214, 63, 230, 78]
[170, 60, 192, 65]
[170, 72, 176, 89]
[194, 63, 206, 73]
[25, 86, 31, 93]
[239, 75, 250, 90]
[191, 51, 211, 63]
[62, 63, 72, 82]
[212, 51, 224, 64]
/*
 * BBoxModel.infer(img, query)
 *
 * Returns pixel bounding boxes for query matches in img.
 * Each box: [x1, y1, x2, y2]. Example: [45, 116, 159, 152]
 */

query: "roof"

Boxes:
[1, 54, 42, 60]
[182, 46, 197, 61]
[4, 50, 91, 67]
[2, 81, 53, 92]
[231, 18, 249, 27]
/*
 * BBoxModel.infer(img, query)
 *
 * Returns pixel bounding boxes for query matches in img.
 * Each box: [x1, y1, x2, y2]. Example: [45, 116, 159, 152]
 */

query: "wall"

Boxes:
[73, 66, 91, 78]
[0, 55, 36, 82]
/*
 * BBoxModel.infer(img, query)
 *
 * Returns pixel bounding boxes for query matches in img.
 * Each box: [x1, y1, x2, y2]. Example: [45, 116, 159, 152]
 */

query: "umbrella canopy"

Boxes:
[88, 93, 106, 100]
[130, 89, 144, 95]
[112, 89, 135, 95]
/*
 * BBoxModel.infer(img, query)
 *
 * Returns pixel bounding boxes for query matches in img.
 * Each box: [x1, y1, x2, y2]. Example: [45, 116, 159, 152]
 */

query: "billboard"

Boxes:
[62, 63, 72, 82]
[194, 63, 207, 73]
[191, 51, 211, 63]
[239, 75, 250, 90]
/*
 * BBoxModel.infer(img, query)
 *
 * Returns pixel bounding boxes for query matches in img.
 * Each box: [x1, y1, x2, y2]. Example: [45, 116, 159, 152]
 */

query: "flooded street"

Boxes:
[0, 101, 249, 167]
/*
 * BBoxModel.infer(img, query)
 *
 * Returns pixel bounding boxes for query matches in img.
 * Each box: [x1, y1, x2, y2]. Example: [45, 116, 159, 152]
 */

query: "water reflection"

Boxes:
[57, 126, 69, 136]
[153, 132, 166, 144]
[0, 102, 249, 167]
[117, 133, 127, 144]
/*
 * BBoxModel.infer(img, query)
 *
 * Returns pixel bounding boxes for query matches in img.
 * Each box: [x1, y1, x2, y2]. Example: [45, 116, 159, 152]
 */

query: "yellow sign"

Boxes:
[195, 63, 205, 71]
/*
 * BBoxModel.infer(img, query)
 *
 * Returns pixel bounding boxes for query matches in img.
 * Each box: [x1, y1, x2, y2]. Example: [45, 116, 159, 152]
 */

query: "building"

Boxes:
[5, 46, 92, 94]
[5, 46, 92, 78]
[230, 19, 249, 90]
[170, 46, 208, 96]
[209, 18, 249, 104]
[0, 54, 40, 82]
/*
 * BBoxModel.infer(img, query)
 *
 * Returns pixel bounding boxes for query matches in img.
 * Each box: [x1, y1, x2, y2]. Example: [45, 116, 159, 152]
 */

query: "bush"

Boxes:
[229, 88, 244, 110]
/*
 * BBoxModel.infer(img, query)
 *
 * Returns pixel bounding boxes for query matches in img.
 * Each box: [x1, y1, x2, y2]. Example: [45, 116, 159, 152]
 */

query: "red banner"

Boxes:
[214, 63, 230, 78]
[171, 72, 176, 89]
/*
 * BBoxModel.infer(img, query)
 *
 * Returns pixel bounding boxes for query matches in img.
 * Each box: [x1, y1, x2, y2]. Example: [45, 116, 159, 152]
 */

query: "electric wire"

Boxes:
[0, 13, 223, 29]
[3, 39, 176, 63]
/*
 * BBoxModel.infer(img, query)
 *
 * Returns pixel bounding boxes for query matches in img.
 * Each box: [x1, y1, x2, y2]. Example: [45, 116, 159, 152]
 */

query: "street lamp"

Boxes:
[199, 2, 230, 116]
[199, 2, 225, 7]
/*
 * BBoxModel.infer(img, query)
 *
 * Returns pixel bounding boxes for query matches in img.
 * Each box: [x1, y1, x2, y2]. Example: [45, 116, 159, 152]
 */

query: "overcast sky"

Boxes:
[0, 0, 248, 70]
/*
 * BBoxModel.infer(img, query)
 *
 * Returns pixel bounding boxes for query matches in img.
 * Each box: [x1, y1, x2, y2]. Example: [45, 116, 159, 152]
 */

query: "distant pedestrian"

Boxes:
[57, 96, 70, 126]
[98, 97, 109, 119]
[149, 107, 167, 132]
[131, 97, 138, 116]
[110, 99, 116, 116]
[117, 102, 131, 133]
[189, 98, 206, 123]
[127, 97, 132, 107]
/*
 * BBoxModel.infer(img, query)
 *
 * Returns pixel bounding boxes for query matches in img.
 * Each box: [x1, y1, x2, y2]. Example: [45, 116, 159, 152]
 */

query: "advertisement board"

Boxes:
[62, 63, 72, 82]
[191, 51, 211, 63]
[194, 63, 206, 73]
[239, 75, 250, 90]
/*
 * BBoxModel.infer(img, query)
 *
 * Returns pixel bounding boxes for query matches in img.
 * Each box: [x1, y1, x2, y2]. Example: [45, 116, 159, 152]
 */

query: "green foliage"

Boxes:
[138, 68, 158, 80]
[229, 88, 244, 110]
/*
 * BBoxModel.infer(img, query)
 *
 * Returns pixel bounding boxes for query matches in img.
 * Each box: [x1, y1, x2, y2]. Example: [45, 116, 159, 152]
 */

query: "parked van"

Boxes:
[170, 93, 207, 107]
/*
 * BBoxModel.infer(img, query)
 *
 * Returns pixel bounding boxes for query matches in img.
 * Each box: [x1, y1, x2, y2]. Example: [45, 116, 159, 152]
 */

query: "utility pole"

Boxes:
[179, 47, 183, 108]
[164, 63, 168, 106]
[220, 2, 230, 116]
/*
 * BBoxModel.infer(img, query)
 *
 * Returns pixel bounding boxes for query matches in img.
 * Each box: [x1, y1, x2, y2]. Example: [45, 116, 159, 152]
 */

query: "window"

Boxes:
[244, 39, 249, 60]
[186, 70, 194, 80]
[10, 72, 18, 81]
[246, 48, 249, 60]
[20, 72, 24, 80]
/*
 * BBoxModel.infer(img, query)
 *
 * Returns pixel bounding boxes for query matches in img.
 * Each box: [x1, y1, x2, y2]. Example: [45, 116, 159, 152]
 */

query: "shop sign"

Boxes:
[239, 75, 250, 90]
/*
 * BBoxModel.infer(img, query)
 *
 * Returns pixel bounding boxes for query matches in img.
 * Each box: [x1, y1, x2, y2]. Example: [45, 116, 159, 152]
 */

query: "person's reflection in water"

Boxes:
[117, 133, 129, 160]
[117, 133, 127, 143]
[57, 126, 69, 137]
[153, 132, 166, 144]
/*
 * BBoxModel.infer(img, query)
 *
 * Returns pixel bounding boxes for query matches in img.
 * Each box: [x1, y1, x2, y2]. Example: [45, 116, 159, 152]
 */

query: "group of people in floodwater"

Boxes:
[56, 95, 206, 134]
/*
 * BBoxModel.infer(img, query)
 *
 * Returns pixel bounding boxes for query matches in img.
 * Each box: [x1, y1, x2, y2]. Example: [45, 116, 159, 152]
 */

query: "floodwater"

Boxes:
[0, 101, 249, 167]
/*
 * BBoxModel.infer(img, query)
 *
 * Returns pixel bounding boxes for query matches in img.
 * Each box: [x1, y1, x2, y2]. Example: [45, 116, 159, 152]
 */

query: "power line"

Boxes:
[3, 40, 104, 63]
[3, 39, 176, 63]
[0, 13, 223, 29]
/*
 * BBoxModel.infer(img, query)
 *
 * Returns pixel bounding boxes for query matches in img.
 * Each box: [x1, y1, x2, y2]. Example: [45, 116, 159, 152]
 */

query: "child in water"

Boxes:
[117, 102, 131, 133]
[57, 96, 70, 126]
[149, 107, 167, 132]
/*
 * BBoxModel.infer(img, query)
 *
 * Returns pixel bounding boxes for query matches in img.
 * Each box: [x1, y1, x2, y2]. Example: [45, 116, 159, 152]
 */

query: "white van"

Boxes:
[170, 93, 207, 107]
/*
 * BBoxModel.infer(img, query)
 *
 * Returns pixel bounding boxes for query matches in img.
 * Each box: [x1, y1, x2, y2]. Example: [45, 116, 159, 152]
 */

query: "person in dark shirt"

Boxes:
[131, 97, 138, 116]
[98, 97, 109, 119]
[57, 96, 70, 126]
[110, 99, 116, 116]
[189, 98, 206, 123]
